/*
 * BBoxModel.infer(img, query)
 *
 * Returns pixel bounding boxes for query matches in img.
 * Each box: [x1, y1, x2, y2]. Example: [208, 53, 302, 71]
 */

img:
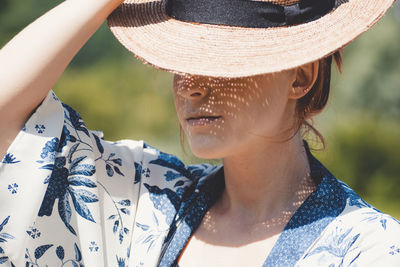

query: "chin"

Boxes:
[187, 135, 228, 159]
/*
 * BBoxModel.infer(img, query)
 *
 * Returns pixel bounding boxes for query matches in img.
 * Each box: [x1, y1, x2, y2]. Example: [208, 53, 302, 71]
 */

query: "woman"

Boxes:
[0, 0, 399, 266]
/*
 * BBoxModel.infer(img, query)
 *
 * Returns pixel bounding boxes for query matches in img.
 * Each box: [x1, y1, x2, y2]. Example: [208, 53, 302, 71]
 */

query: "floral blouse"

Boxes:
[0, 91, 399, 267]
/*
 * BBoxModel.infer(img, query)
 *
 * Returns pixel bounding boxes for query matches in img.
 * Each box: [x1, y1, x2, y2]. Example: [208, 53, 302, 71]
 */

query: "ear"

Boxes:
[288, 61, 319, 100]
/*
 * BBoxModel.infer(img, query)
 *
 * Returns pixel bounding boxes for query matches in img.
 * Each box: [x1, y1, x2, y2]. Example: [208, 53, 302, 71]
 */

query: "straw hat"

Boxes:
[107, 0, 395, 77]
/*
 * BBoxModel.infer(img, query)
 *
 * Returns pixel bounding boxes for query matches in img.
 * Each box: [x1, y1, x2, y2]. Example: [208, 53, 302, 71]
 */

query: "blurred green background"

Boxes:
[1, 0, 399, 218]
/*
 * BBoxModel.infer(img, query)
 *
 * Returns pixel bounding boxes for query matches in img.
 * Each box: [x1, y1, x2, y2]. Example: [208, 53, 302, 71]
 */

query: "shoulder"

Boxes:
[135, 142, 219, 220]
[303, 176, 400, 266]
[299, 152, 400, 266]
[338, 182, 400, 265]
[54, 91, 219, 198]
[332, 205, 400, 266]
[4, 89, 218, 223]
[59, 93, 217, 183]
[334, 178, 400, 235]
[0, 90, 220, 266]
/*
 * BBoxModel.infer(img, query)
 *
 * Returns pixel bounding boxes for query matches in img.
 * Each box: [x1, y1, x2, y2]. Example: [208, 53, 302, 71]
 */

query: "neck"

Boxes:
[220, 133, 314, 224]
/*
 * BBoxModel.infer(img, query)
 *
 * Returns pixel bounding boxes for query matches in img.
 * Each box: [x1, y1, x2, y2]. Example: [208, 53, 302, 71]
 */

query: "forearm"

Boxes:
[0, 0, 123, 124]
[0, 0, 123, 158]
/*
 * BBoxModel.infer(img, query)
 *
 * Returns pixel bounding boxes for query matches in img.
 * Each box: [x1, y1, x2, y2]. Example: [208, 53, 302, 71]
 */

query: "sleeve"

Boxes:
[342, 213, 400, 266]
[0, 90, 218, 267]
[0, 91, 146, 266]
[0, 91, 65, 266]
[127, 143, 218, 267]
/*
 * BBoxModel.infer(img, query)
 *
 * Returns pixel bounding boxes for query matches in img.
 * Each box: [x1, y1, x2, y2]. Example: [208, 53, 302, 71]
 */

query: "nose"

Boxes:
[175, 74, 210, 100]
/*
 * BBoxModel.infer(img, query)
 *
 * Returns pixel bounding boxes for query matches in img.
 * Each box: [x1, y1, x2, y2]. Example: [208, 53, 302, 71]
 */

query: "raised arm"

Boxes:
[0, 0, 123, 158]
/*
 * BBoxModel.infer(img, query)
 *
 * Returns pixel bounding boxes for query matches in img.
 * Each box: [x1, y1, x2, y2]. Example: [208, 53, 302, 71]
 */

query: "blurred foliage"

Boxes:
[1, 1, 399, 217]
[316, 118, 400, 216]
[313, 5, 400, 217]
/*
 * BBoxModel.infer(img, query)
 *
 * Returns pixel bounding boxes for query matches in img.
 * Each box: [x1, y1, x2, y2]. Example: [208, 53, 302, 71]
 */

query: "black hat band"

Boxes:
[166, 0, 337, 28]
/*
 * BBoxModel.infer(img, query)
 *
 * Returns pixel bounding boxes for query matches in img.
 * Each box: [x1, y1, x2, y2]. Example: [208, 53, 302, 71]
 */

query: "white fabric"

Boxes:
[0, 91, 399, 267]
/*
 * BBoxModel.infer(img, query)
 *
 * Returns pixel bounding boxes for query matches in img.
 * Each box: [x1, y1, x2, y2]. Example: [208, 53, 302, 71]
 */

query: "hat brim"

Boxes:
[107, 0, 395, 77]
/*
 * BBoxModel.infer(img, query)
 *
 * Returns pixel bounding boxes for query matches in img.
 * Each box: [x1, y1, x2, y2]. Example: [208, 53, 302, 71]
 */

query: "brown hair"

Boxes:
[297, 50, 343, 150]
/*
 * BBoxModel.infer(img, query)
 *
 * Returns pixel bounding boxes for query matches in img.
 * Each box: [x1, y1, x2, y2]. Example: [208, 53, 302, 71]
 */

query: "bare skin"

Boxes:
[174, 65, 319, 266]
[0, 0, 124, 158]
[1, 2, 320, 266]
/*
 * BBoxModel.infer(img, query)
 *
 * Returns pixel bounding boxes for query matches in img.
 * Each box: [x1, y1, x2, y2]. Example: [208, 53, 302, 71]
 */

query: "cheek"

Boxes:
[172, 74, 292, 158]
[233, 86, 290, 138]
[173, 95, 182, 116]
[173, 92, 185, 123]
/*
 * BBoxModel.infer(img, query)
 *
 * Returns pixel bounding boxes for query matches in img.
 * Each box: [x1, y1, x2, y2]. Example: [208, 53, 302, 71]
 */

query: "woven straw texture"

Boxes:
[108, 0, 395, 77]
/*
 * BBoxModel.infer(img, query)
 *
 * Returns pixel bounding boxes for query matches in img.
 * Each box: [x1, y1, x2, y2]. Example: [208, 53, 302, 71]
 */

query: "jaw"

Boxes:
[187, 133, 230, 159]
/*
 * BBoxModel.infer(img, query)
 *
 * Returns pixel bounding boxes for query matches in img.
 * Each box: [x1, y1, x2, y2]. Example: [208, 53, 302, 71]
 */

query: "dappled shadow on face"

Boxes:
[173, 73, 318, 247]
[173, 73, 292, 158]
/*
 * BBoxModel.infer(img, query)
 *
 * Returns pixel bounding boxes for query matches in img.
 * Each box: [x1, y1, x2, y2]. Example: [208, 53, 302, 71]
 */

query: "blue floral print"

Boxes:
[0, 216, 15, 265]
[38, 153, 97, 235]
[62, 103, 90, 138]
[1, 153, 20, 164]
[361, 209, 391, 230]
[144, 183, 182, 225]
[39, 137, 60, 162]
[26, 226, 41, 239]
[88, 241, 98, 252]
[25, 243, 83, 267]
[134, 161, 143, 184]
[7, 183, 18, 194]
[35, 124, 46, 134]
[0, 91, 399, 266]
[389, 245, 400, 255]
[304, 227, 360, 263]
[37, 123, 98, 235]
[100, 180, 131, 244]
[116, 256, 126, 267]
[93, 133, 124, 177]
[338, 180, 370, 209]
[136, 212, 168, 253]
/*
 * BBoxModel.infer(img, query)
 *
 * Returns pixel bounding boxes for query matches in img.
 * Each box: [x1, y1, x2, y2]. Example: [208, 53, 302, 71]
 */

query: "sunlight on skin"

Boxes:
[174, 70, 319, 266]
[199, 170, 315, 240]
[173, 72, 297, 159]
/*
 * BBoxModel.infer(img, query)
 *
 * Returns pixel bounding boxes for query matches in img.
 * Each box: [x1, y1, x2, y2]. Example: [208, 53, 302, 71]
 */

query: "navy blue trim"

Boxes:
[263, 153, 348, 266]
[158, 167, 225, 266]
[158, 144, 348, 266]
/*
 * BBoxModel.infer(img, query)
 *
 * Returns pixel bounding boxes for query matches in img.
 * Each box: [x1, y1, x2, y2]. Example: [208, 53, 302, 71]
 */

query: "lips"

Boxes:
[186, 115, 222, 126]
